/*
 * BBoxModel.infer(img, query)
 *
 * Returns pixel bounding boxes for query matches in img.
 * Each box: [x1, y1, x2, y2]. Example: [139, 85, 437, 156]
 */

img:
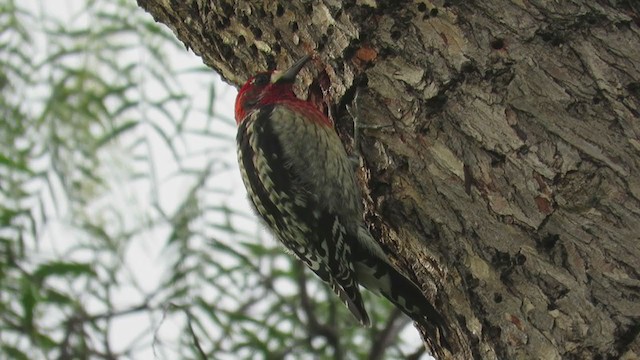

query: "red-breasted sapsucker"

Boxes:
[234, 55, 448, 344]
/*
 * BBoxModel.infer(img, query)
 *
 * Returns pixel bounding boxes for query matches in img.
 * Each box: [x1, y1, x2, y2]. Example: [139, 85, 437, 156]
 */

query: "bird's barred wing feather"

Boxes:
[236, 105, 370, 326]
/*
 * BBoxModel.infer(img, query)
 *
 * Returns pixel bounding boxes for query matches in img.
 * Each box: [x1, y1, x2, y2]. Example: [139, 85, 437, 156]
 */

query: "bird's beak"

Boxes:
[274, 54, 311, 84]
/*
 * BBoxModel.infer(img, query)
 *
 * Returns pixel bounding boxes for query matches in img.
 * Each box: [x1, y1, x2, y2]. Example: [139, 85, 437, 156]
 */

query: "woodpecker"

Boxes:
[234, 55, 449, 346]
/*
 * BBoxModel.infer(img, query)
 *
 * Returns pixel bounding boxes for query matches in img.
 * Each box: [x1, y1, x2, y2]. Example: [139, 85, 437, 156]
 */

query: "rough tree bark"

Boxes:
[138, 1, 640, 359]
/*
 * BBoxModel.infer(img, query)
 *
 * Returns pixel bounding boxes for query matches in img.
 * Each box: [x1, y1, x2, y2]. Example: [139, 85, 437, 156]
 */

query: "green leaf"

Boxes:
[0, 206, 19, 227]
[0, 153, 32, 174]
[1, 345, 30, 360]
[42, 288, 75, 306]
[32, 331, 57, 351]
[94, 120, 139, 149]
[33, 261, 96, 283]
[19, 277, 36, 331]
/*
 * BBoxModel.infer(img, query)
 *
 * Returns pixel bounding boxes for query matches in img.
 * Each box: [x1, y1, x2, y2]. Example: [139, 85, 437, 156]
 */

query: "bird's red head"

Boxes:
[234, 55, 311, 124]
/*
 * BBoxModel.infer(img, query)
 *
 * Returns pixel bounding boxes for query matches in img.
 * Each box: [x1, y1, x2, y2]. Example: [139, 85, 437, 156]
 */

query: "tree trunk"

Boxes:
[138, 1, 640, 358]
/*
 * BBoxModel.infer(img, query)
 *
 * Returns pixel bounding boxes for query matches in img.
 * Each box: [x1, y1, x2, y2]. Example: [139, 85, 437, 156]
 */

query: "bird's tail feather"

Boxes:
[354, 256, 451, 350]
[329, 277, 371, 327]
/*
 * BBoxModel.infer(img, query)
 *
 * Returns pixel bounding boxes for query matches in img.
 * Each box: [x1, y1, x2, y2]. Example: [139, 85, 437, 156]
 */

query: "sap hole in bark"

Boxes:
[581, 13, 600, 25]
[615, 20, 633, 30]
[326, 26, 334, 36]
[464, 163, 473, 195]
[430, 8, 438, 17]
[304, 2, 313, 15]
[417, 2, 427, 12]
[538, 30, 564, 46]
[490, 38, 505, 50]
[249, 44, 259, 57]
[240, 14, 250, 27]
[514, 253, 526, 265]
[216, 17, 229, 28]
[251, 26, 262, 40]
[274, 30, 282, 41]
[237, 35, 246, 47]
[273, 42, 281, 53]
[377, 46, 397, 58]
[627, 82, 640, 97]
[343, 38, 360, 60]
[391, 30, 402, 40]
[424, 93, 448, 114]
[617, 322, 640, 352]
[276, 4, 284, 17]
[265, 54, 276, 69]
[220, 2, 233, 17]
[308, 73, 331, 119]
[592, 95, 602, 105]
[337, 77, 367, 123]
[460, 61, 477, 74]
[357, 73, 369, 87]
[493, 293, 503, 303]
[548, 34, 564, 46]
[290, 21, 299, 33]
[256, 7, 266, 18]
[488, 150, 506, 166]
[466, 273, 480, 289]
[538, 233, 559, 251]
[539, 32, 552, 42]
[492, 250, 512, 268]
[343, 46, 355, 60]
[499, 269, 513, 283]
[220, 43, 233, 59]
[318, 36, 327, 52]
[517, 145, 529, 156]
[486, 324, 502, 340]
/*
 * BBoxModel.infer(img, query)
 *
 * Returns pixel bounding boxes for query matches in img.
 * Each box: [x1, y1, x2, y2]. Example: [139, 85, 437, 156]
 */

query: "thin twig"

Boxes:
[186, 310, 208, 360]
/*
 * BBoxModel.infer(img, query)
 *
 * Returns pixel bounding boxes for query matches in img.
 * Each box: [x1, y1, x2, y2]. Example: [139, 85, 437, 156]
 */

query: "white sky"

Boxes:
[22, 1, 253, 358]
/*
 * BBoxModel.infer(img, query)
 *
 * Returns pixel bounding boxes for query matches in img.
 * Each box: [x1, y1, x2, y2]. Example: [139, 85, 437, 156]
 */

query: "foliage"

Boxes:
[0, 0, 419, 359]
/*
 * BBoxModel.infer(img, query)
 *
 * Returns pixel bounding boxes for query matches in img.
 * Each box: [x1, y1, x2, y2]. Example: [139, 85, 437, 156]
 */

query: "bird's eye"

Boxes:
[253, 73, 270, 87]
